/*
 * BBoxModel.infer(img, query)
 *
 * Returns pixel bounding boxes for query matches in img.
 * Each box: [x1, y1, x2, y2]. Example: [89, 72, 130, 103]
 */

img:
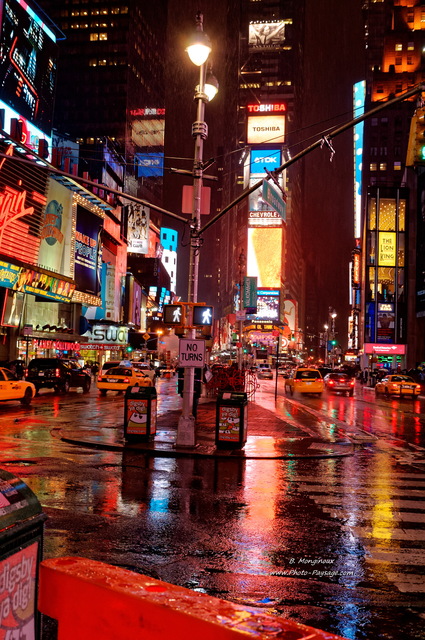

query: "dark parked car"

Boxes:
[26, 358, 91, 394]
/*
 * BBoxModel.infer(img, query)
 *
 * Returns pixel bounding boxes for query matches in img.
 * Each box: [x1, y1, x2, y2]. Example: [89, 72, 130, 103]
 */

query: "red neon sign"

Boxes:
[247, 104, 286, 113]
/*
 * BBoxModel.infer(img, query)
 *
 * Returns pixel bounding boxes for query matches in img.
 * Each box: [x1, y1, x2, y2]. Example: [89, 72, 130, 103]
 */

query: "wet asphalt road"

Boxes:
[0, 377, 424, 640]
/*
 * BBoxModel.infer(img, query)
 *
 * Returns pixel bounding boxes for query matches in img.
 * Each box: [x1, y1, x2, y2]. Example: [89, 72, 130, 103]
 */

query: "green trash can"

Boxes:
[124, 385, 157, 443]
[216, 391, 248, 449]
[0, 468, 46, 639]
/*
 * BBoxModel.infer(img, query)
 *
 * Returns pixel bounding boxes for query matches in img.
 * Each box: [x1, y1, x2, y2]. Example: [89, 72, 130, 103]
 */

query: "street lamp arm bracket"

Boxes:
[192, 121, 208, 140]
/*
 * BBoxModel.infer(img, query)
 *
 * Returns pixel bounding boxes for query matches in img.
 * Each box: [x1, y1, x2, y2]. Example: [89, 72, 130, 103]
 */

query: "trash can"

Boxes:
[124, 385, 157, 443]
[0, 468, 46, 639]
[216, 391, 248, 449]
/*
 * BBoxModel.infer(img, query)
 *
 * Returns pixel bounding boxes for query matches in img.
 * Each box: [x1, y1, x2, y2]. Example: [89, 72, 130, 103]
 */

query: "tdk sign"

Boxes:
[250, 149, 281, 175]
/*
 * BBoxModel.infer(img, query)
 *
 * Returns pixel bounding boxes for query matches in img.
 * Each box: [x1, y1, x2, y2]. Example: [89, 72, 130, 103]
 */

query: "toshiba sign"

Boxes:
[247, 115, 285, 144]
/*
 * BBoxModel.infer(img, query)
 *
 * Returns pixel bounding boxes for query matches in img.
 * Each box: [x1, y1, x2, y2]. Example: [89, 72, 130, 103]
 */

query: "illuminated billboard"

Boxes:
[0, 141, 48, 266]
[353, 81, 365, 239]
[0, 0, 58, 135]
[74, 205, 103, 296]
[128, 108, 165, 149]
[247, 115, 285, 145]
[250, 149, 281, 175]
[135, 153, 164, 177]
[0, 99, 52, 158]
[37, 178, 73, 277]
[247, 227, 282, 288]
[248, 21, 287, 51]
[252, 289, 280, 321]
[127, 204, 150, 254]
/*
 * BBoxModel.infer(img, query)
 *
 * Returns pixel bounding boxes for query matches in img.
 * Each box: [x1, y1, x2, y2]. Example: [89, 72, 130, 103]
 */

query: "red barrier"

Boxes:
[39, 556, 349, 640]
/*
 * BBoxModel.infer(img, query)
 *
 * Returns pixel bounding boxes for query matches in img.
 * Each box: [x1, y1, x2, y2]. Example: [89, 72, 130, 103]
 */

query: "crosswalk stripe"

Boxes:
[364, 548, 425, 566]
[294, 483, 425, 497]
[321, 508, 425, 523]
[385, 574, 425, 593]
[291, 476, 425, 486]
[345, 526, 425, 541]
[309, 495, 425, 509]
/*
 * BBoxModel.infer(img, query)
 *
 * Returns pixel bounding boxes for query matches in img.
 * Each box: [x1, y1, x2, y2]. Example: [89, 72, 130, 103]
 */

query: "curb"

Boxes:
[59, 433, 355, 460]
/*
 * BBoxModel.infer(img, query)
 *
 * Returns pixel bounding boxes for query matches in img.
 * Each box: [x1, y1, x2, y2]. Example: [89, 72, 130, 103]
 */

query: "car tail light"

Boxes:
[123, 377, 130, 383]
[416, 385, 421, 391]
[97, 375, 102, 382]
[350, 380, 355, 386]
[55, 369, 61, 377]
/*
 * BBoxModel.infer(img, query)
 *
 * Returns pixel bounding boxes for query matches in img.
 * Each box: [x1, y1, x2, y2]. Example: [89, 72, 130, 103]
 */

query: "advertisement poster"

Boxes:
[127, 204, 149, 254]
[126, 398, 156, 435]
[75, 206, 102, 296]
[248, 21, 287, 51]
[38, 179, 73, 277]
[0, 541, 38, 640]
[218, 405, 241, 442]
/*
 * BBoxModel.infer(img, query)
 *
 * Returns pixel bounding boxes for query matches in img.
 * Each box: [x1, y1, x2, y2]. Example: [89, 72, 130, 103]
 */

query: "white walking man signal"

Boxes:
[173, 307, 182, 323]
[202, 308, 212, 324]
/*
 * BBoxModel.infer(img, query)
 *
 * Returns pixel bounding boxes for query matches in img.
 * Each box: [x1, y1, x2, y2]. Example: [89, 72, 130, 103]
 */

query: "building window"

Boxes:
[376, 85, 384, 94]
[378, 198, 396, 230]
[368, 198, 377, 231]
[394, 162, 402, 170]
[407, 56, 413, 65]
[395, 43, 402, 51]
[407, 42, 414, 50]
[395, 57, 402, 66]
[371, 118, 378, 126]
[370, 162, 377, 171]
[379, 162, 387, 171]
[99, 33, 108, 40]
[90, 33, 99, 40]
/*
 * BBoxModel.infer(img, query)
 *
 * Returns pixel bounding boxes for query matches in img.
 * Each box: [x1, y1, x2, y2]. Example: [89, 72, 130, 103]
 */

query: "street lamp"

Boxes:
[177, 13, 218, 446]
[324, 324, 329, 365]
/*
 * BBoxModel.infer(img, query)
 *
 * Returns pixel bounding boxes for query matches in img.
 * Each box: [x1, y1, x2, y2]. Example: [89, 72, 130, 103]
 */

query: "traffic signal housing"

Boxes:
[163, 304, 185, 326]
[406, 107, 425, 166]
[192, 304, 213, 326]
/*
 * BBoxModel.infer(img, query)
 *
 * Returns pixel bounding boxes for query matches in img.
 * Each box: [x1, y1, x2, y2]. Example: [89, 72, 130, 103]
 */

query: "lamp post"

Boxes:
[177, 13, 218, 446]
[237, 250, 246, 370]
[324, 324, 329, 365]
[329, 309, 337, 369]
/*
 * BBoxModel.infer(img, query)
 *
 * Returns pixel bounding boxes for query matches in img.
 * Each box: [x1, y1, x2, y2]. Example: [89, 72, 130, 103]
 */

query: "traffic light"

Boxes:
[331, 340, 337, 346]
[163, 304, 185, 326]
[126, 345, 133, 353]
[192, 304, 213, 326]
[406, 108, 425, 166]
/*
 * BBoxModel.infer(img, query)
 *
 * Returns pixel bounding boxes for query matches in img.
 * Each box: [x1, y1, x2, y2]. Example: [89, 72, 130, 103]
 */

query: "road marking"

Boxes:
[293, 484, 425, 497]
[322, 508, 425, 524]
[364, 548, 425, 566]
[385, 574, 425, 593]
[309, 495, 425, 510]
[346, 527, 425, 541]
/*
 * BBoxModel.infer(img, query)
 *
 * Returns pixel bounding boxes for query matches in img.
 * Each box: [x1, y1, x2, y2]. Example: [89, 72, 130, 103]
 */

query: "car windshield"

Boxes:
[106, 367, 132, 376]
[391, 375, 414, 382]
[329, 374, 349, 380]
[28, 359, 58, 370]
[296, 370, 321, 380]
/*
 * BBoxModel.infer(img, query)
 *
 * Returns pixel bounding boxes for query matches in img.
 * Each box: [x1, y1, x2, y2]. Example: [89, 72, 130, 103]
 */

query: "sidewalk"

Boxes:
[59, 380, 354, 460]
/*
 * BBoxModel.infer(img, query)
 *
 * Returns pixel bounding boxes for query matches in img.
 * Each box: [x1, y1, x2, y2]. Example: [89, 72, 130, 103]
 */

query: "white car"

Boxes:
[131, 362, 156, 382]
[256, 364, 273, 379]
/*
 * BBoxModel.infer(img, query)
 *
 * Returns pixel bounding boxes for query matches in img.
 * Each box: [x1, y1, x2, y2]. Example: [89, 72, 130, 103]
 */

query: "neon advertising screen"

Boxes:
[0, 0, 58, 135]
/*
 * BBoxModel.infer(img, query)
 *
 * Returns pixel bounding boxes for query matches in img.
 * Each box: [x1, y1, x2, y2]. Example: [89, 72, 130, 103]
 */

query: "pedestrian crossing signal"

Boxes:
[192, 305, 213, 326]
[163, 304, 185, 326]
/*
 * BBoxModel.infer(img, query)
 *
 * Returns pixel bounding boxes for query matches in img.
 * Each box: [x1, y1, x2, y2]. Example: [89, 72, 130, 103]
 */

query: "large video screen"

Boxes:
[247, 227, 282, 288]
[0, 0, 58, 135]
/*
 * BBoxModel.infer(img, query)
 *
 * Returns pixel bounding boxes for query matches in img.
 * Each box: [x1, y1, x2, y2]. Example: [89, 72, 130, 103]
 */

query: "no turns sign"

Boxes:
[178, 339, 206, 367]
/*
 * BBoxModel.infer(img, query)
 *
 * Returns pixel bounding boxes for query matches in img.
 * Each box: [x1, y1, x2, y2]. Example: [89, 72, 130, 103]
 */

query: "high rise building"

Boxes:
[359, 0, 425, 370]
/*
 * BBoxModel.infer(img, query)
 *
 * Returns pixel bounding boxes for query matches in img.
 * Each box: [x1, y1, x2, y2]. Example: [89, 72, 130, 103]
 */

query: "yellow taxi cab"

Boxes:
[375, 374, 421, 398]
[0, 367, 36, 405]
[97, 365, 153, 395]
[284, 367, 324, 396]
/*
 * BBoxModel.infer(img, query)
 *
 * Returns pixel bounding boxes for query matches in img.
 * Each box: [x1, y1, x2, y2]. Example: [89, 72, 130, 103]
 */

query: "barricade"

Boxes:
[38, 556, 349, 640]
